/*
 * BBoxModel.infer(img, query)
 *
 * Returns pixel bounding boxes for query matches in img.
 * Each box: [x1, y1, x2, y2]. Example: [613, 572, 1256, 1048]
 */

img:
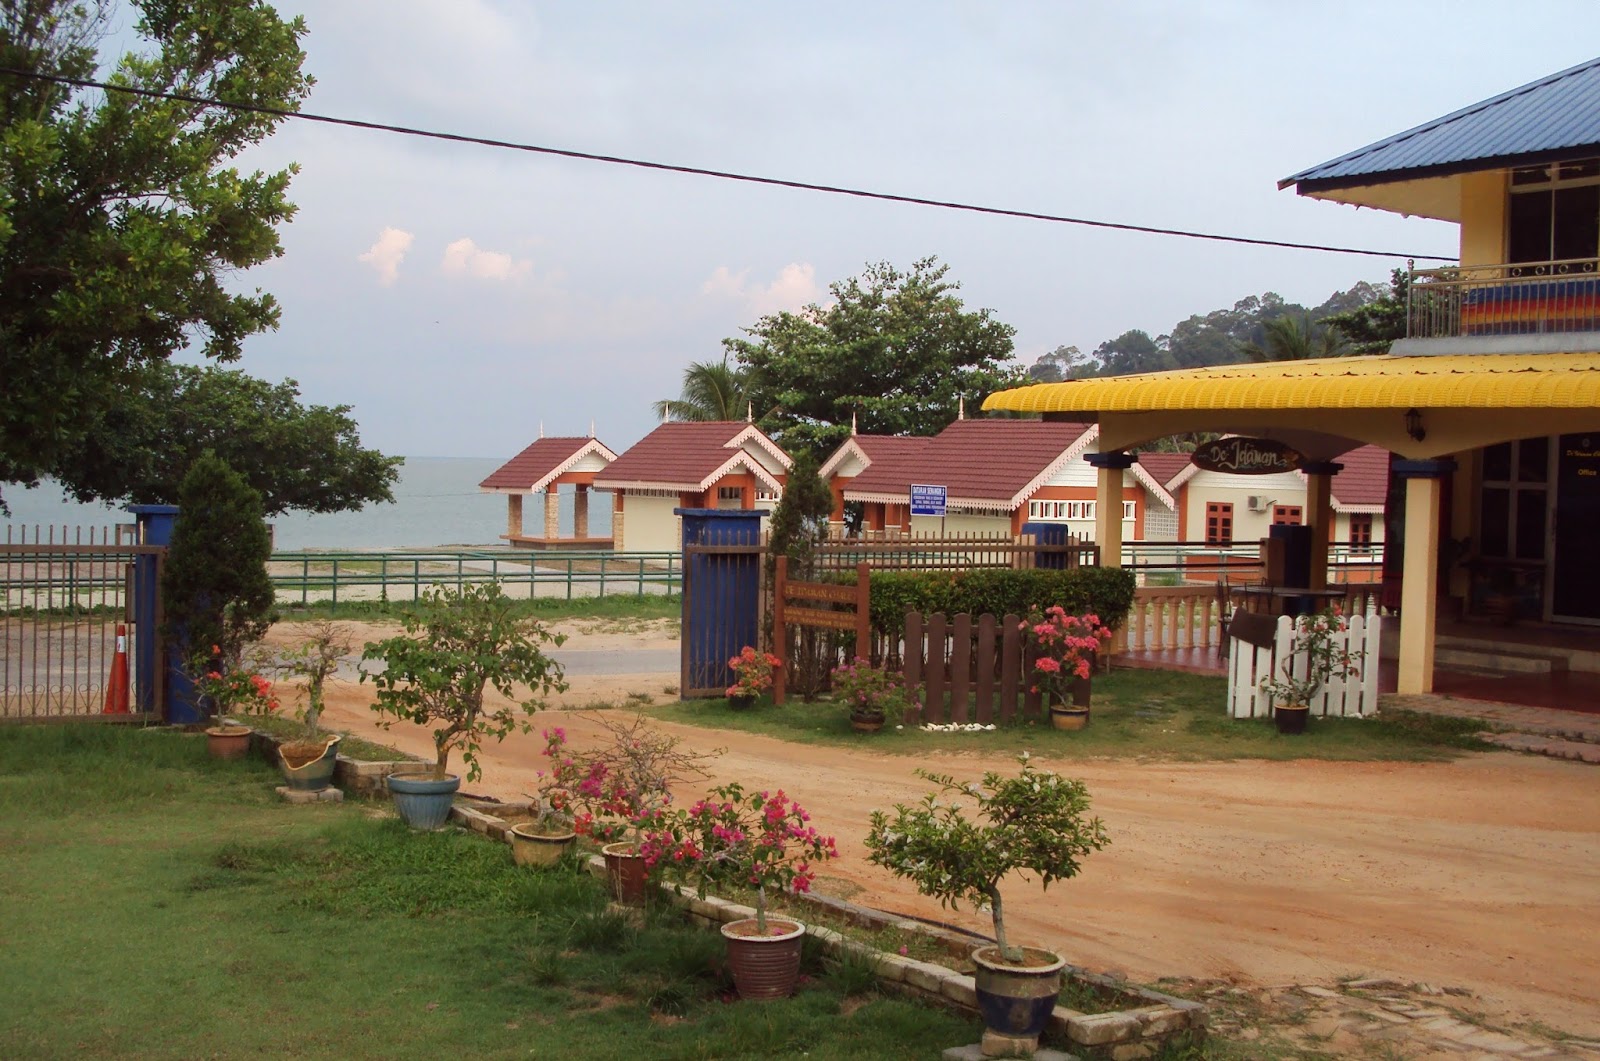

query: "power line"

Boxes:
[0, 66, 1458, 263]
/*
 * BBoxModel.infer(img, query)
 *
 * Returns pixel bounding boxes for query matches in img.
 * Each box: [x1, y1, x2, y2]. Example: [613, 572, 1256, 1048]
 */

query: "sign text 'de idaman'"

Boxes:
[1191, 437, 1302, 475]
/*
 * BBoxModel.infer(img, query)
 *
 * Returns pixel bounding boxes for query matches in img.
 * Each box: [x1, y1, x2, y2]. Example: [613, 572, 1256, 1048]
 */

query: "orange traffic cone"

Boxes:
[103, 624, 130, 714]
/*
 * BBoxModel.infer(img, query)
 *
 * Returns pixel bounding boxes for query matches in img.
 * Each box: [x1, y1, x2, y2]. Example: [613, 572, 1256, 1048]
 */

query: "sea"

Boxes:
[1, 457, 613, 552]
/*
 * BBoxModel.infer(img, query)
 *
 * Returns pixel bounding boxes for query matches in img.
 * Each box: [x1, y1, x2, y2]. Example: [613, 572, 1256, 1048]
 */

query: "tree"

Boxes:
[1238, 313, 1350, 362]
[764, 450, 834, 699]
[653, 356, 754, 422]
[1093, 329, 1175, 376]
[1026, 344, 1090, 382]
[1321, 269, 1409, 354]
[0, 1, 312, 501]
[727, 257, 1024, 460]
[161, 452, 275, 671]
[40, 363, 400, 516]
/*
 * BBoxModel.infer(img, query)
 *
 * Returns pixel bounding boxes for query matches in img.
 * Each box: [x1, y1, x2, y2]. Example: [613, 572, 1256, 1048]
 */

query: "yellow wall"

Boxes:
[1458, 169, 1508, 266]
[621, 494, 684, 553]
[908, 511, 1010, 536]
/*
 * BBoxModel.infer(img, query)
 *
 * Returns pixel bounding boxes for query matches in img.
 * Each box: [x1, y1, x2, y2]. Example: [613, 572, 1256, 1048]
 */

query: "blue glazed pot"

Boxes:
[972, 945, 1066, 1048]
[386, 772, 461, 830]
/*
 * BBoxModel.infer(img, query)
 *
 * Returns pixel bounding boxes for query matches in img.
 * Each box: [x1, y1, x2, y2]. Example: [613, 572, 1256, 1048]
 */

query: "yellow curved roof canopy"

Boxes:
[982, 353, 1600, 413]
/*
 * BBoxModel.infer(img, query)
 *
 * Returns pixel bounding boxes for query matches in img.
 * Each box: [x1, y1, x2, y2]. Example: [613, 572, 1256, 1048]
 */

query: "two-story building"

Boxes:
[984, 57, 1600, 696]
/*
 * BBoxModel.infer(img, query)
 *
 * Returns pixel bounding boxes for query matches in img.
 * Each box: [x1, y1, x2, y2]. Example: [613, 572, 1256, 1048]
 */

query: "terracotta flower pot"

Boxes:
[602, 841, 648, 904]
[721, 918, 805, 1000]
[205, 724, 252, 760]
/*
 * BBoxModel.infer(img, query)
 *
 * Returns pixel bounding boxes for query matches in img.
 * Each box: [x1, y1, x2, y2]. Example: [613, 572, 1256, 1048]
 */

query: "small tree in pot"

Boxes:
[360, 583, 567, 828]
[274, 620, 354, 788]
[642, 783, 837, 1000]
[865, 755, 1110, 1053]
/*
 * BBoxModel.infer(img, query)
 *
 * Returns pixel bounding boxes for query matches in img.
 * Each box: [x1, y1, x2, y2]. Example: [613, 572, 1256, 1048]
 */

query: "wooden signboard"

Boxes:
[771, 557, 871, 706]
[1192, 437, 1302, 475]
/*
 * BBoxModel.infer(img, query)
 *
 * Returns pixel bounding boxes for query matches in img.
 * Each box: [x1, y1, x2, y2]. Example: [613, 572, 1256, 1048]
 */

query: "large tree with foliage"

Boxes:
[727, 257, 1024, 460]
[1321, 269, 1408, 354]
[42, 363, 400, 516]
[0, 0, 313, 504]
[1238, 313, 1350, 362]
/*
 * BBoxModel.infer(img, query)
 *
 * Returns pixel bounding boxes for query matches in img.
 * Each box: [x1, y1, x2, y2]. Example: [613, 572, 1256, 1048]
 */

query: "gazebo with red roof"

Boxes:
[479, 435, 620, 549]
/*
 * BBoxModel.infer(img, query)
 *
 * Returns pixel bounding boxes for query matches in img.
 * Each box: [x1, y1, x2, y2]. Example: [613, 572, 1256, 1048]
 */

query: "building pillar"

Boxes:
[1394, 459, 1456, 695]
[574, 485, 589, 538]
[1085, 452, 1136, 567]
[612, 493, 626, 551]
[506, 494, 523, 539]
[544, 486, 560, 540]
[830, 480, 847, 523]
[1300, 460, 1343, 592]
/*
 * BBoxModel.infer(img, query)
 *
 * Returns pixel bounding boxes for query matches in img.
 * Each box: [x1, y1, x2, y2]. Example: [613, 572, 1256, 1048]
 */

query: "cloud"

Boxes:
[358, 227, 414, 285]
[700, 262, 821, 316]
[441, 238, 533, 281]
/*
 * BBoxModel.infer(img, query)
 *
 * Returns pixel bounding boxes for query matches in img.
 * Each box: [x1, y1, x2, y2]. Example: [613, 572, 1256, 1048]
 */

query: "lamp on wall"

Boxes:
[1404, 407, 1426, 443]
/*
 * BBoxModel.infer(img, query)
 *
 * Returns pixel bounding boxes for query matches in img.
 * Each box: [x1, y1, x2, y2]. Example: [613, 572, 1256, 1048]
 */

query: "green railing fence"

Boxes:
[268, 549, 681, 606]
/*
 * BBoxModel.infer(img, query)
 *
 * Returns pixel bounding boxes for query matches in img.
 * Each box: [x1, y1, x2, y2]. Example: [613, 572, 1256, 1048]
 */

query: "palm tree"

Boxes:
[653, 357, 753, 422]
[1239, 314, 1350, 362]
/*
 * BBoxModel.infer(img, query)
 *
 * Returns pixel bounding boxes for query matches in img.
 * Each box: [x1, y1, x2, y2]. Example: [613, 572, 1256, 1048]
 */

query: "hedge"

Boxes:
[867, 567, 1137, 639]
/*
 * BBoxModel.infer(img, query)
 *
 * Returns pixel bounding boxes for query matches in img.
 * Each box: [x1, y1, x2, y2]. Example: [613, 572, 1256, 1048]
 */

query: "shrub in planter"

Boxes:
[865, 755, 1110, 1050]
[830, 656, 912, 730]
[274, 620, 355, 786]
[360, 584, 567, 827]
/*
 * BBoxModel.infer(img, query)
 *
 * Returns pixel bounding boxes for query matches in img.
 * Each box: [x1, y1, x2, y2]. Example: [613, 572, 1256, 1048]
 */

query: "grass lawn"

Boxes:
[0, 724, 972, 1060]
[648, 667, 1494, 762]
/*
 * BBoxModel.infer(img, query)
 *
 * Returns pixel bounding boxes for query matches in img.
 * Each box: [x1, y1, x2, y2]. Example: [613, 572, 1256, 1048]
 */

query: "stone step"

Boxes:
[1433, 645, 1568, 676]
[1479, 732, 1600, 764]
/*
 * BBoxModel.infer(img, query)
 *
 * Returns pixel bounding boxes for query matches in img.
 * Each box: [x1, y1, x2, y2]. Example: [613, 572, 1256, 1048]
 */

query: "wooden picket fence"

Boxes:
[899, 611, 1048, 726]
[1226, 605, 1382, 719]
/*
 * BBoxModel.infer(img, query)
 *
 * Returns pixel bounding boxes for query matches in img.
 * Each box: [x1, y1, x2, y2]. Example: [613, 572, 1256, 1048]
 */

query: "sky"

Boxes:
[172, 1, 1600, 461]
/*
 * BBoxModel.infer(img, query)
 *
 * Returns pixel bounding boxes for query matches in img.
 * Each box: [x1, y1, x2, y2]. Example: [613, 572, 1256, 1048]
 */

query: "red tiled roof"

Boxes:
[846, 420, 1093, 504]
[480, 437, 614, 491]
[1134, 451, 1193, 488]
[1332, 444, 1390, 507]
[595, 422, 786, 490]
[853, 435, 932, 464]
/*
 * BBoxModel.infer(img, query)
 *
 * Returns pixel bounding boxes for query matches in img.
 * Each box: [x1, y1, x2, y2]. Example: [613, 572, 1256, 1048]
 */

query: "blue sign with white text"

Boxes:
[910, 484, 947, 517]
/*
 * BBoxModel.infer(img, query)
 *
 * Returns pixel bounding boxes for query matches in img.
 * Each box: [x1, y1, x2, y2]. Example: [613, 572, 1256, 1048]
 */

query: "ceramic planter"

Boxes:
[971, 944, 1067, 1053]
[602, 841, 648, 903]
[850, 714, 885, 733]
[728, 693, 756, 711]
[277, 735, 341, 791]
[509, 824, 577, 867]
[721, 918, 805, 1000]
[205, 724, 252, 760]
[386, 772, 461, 830]
[1275, 704, 1310, 734]
[1049, 704, 1090, 731]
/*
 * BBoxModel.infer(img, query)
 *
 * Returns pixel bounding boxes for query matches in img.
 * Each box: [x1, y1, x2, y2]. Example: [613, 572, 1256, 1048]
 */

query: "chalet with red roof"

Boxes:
[479, 435, 619, 549]
[817, 430, 933, 529]
[594, 421, 791, 552]
[830, 419, 1174, 537]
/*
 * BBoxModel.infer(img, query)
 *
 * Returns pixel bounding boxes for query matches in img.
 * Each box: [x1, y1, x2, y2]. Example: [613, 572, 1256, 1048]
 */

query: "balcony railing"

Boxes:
[1407, 258, 1600, 341]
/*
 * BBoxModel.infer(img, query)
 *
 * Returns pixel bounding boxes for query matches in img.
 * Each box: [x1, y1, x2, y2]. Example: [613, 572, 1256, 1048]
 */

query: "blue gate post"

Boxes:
[676, 508, 763, 699]
[1021, 521, 1072, 569]
[127, 505, 186, 720]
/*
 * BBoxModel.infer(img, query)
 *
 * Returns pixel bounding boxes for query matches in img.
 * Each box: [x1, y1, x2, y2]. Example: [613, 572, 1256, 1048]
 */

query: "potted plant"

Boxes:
[1019, 606, 1112, 730]
[830, 656, 911, 733]
[643, 783, 837, 1000]
[725, 646, 780, 709]
[190, 644, 280, 759]
[161, 453, 275, 728]
[534, 715, 718, 896]
[360, 583, 567, 829]
[274, 620, 354, 791]
[865, 755, 1110, 1055]
[1258, 604, 1364, 735]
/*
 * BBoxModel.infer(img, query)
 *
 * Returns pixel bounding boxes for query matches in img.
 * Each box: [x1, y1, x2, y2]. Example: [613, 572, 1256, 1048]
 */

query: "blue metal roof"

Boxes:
[1281, 57, 1600, 192]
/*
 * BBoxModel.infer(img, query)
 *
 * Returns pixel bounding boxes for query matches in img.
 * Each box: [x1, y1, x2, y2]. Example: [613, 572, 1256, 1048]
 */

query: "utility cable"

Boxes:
[0, 66, 1458, 262]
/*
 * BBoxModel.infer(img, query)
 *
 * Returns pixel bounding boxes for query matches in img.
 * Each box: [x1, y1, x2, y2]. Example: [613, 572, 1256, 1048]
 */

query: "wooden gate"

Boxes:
[771, 557, 870, 706]
[900, 611, 1044, 726]
[1, 525, 164, 721]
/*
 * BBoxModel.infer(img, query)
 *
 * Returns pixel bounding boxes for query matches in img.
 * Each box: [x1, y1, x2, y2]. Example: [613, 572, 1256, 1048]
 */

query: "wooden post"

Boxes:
[854, 561, 871, 663]
[772, 555, 788, 706]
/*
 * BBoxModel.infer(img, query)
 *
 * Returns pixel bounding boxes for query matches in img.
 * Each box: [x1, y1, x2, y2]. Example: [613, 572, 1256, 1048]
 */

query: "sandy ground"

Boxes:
[287, 619, 1600, 1041]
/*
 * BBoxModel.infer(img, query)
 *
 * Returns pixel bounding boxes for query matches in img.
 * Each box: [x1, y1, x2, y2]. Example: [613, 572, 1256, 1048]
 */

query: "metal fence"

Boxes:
[268, 549, 681, 606]
[1408, 258, 1600, 340]
[2, 525, 162, 722]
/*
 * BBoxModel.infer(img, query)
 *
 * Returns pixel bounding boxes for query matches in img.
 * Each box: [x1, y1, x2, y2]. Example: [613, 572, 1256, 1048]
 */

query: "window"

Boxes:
[1480, 438, 1548, 561]
[1508, 158, 1600, 270]
[1122, 500, 1136, 521]
[1205, 502, 1233, 546]
[1272, 505, 1303, 526]
[1349, 513, 1374, 553]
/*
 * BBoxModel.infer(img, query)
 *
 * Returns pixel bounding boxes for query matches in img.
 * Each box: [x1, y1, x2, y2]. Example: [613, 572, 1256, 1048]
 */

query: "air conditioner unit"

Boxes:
[1247, 495, 1269, 512]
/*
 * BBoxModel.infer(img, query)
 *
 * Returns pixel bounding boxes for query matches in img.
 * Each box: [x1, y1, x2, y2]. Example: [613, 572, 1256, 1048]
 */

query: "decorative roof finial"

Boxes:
[851, 409, 858, 436]
[589, 418, 595, 438]
[747, 401, 753, 423]
[958, 396, 966, 420]
[539, 420, 545, 439]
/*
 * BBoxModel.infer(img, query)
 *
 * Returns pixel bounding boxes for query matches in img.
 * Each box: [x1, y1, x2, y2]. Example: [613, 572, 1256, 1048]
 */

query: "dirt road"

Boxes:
[301, 619, 1600, 1040]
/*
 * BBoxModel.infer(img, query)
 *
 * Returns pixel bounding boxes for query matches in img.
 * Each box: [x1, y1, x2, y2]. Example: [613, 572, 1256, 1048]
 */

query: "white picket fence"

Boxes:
[1226, 606, 1382, 719]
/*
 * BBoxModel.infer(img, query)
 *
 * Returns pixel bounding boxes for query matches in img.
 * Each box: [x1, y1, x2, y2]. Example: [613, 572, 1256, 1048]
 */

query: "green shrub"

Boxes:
[869, 566, 1135, 635]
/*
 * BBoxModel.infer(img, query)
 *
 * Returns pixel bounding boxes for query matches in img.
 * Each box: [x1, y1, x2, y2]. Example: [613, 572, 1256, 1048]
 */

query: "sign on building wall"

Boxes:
[910, 484, 948, 517]
[1192, 437, 1302, 475]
